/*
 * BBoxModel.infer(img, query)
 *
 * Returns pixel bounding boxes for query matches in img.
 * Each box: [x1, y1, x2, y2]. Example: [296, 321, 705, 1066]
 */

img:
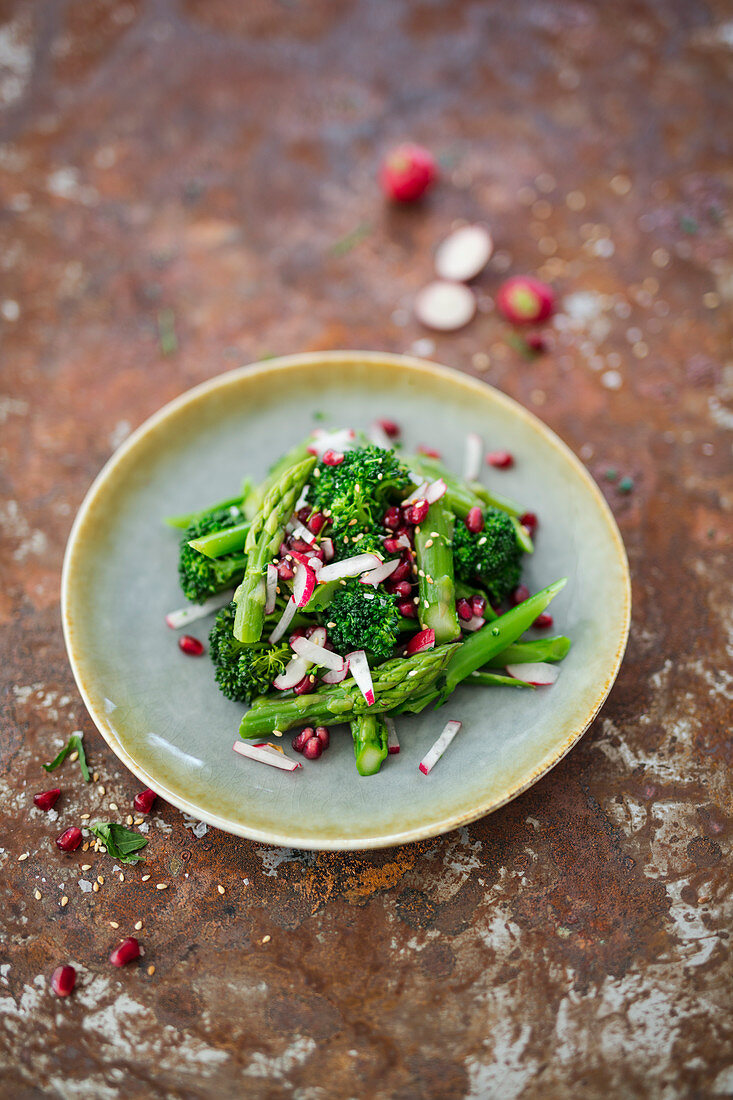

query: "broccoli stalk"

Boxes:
[351, 713, 389, 776]
[413, 499, 461, 644]
[233, 456, 316, 644]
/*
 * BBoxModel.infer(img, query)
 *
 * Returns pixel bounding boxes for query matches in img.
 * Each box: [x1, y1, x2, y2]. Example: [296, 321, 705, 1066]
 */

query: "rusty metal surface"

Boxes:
[0, 0, 731, 1096]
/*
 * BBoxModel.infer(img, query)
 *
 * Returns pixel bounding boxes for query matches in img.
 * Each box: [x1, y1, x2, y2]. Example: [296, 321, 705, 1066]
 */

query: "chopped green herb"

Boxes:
[618, 476, 635, 494]
[679, 215, 698, 236]
[329, 222, 371, 257]
[43, 733, 90, 783]
[312, 410, 327, 422]
[604, 468, 619, 482]
[157, 308, 178, 356]
[89, 823, 148, 864]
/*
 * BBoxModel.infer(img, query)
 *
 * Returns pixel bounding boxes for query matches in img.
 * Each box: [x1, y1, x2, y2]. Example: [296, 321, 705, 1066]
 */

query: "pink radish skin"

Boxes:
[360, 559, 400, 588]
[292, 561, 317, 607]
[405, 628, 436, 655]
[232, 742, 301, 772]
[318, 553, 382, 584]
[419, 719, 462, 775]
[385, 717, 400, 754]
[291, 635, 345, 673]
[423, 478, 447, 505]
[306, 428, 356, 457]
[321, 660, 350, 684]
[463, 433, 483, 481]
[269, 597, 298, 643]
[506, 662, 559, 686]
[346, 650, 375, 706]
[403, 480, 429, 505]
[265, 564, 278, 615]
[165, 590, 235, 629]
[273, 653, 310, 691]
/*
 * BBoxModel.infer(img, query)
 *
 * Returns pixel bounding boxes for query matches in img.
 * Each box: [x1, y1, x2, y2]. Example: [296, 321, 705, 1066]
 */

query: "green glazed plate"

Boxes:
[62, 353, 630, 850]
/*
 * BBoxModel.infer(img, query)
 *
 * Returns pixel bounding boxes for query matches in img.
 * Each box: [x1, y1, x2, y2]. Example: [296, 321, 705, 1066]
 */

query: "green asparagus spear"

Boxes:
[233, 456, 316, 643]
[351, 713, 389, 775]
[486, 636, 571, 667]
[239, 643, 458, 738]
[414, 499, 461, 644]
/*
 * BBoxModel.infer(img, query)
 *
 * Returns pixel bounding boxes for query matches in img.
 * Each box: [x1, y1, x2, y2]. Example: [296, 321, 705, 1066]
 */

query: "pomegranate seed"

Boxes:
[378, 418, 400, 438]
[290, 537, 312, 553]
[456, 598, 473, 622]
[511, 584, 530, 606]
[289, 628, 306, 643]
[520, 511, 538, 536]
[307, 512, 326, 535]
[292, 728, 313, 753]
[383, 537, 402, 554]
[109, 937, 141, 968]
[525, 332, 546, 353]
[397, 600, 417, 619]
[391, 559, 412, 583]
[533, 613, 554, 629]
[417, 445, 441, 458]
[407, 500, 429, 525]
[56, 827, 82, 853]
[33, 788, 61, 812]
[303, 737, 323, 760]
[294, 675, 315, 695]
[380, 144, 437, 203]
[465, 506, 484, 533]
[277, 559, 295, 581]
[133, 788, 156, 814]
[487, 450, 514, 469]
[383, 506, 401, 531]
[51, 964, 76, 997]
[179, 635, 204, 656]
[322, 450, 344, 467]
[315, 726, 330, 749]
[297, 507, 311, 525]
[392, 580, 413, 598]
[395, 525, 415, 545]
[471, 595, 487, 617]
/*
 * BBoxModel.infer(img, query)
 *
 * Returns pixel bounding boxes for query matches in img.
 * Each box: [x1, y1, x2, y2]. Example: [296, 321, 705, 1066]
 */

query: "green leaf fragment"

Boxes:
[89, 823, 148, 864]
[42, 733, 90, 783]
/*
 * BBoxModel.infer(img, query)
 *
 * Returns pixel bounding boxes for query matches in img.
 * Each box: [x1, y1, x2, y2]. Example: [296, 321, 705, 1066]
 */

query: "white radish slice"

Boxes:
[346, 649, 375, 706]
[394, 533, 412, 551]
[290, 523, 317, 546]
[321, 537, 335, 561]
[293, 485, 310, 512]
[385, 717, 400, 755]
[318, 552, 381, 583]
[414, 281, 476, 332]
[292, 561, 317, 607]
[419, 719, 462, 775]
[405, 628, 435, 655]
[308, 626, 327, 647]
[306, 554, 323, 573]
[360, 559, 399, 588]
[368, 421, 393, 449]
[321, 659, 350, 684]
[269, 597, 298, 643]
[463, 433, 483, 481]
[291, 635, 345, 673]
[232, 742, 301, 771]
[306, 428, 356, 457]
[403, 480, 429, 505]
[265, 564, 278, 615]
[424, 478, 447, 504]
[434, 224, 494, 282]
[506, 662, 559, 686]
[462, 615, 485, 632]
[165, 590, 235, 629]
[273, 653, 310, 691]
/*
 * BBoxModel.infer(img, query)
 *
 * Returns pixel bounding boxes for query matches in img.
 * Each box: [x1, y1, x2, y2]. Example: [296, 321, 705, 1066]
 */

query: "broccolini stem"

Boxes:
[233, 456, 317, 643]
[414, 499, 461, 644]
[188, 520, 251, 560]
[486, 635, 571, 667]
[406, 454, 524, 518]
[467, 671, 534, 688]
[351, 713, 389, 776]
[165, 492, 246, 530]
[239, 644, 458, 738]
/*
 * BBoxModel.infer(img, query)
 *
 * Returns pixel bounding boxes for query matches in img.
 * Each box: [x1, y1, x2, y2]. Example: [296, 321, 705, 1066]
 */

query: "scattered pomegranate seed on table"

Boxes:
[178, 634, 204, 656]
[465, 506, 484, 533]
[109, 937, 141, 967]
[33, 788, 61, 812]
[51, 964, 76, 997]
[496, 276, 555, 325]
[292, 728, 313, 753]
[487, 451, 514, 469]
[56, 827, 82, 853]
[133, 788, 157, 814]
[303, 736, 323, 760]
[380, 143, 437, 202]
[315, 726, 330, 749]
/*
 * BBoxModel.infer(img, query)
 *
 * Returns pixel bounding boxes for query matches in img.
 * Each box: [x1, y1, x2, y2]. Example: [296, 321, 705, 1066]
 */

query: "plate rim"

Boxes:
[61, 351, 631, 850]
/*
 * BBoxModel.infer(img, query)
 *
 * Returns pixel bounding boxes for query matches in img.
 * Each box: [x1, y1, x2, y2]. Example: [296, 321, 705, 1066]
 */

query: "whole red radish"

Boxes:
[496, 276, 554, 325]
[380, 144, 437, 202]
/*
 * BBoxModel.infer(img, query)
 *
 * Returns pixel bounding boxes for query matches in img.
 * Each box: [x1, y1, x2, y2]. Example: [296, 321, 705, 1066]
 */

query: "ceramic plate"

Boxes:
[62, 353, 630, 850]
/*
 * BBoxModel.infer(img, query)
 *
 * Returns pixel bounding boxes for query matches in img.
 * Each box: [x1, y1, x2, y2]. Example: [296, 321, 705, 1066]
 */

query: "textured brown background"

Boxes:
[1, 1, 731, 1097]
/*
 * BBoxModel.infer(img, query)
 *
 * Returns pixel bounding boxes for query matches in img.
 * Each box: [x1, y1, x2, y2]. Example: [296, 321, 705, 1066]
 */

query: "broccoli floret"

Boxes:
[328, 580, 402, 660]
[178, 507, 247, 603]
[209, 603, 291, 702]
[307, 445, 412, 558]
[453, 507, 523, 603]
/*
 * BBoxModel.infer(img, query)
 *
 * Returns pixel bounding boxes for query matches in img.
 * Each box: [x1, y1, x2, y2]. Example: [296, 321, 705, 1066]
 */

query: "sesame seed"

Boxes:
[69, 751, 79, 762]
[430, 532, 439, 538]
[97, 785, 106, 796]
[327, 621, 336, 629]
[61, 896, 69, 907]
[97, 875, 104, 885]
[478, 537, 487, 546]
[80, 813, 90, 820]
[217, 885, 225, 895]
[134, 818, 144, 826]
[156, 883, 168, 890]
[261, 935, 271, 944]
[99, 846, 107, 854]
[93, 773, 99, 782]
[18, 853, 29, 861]
[126, 816, 133, 826]
[34, 889, 42, 900]
[141, 875, 151, 882]
[424, 539, 433, 548]
[134, 920, 143, 930]
[423, 599, 429, 608]
[273, 729, 283, 738]
[426, 575, 433, 584]
[119, 874, 124, 882]
[81, 864, 91, 871]
[109, 802, 118, 811]
[418, 569, 425, 577]
[147, 965, 155, 976]
[82, 842, 89, 852]
[93, 882, 99, 893]
[110, 921, 119, 928]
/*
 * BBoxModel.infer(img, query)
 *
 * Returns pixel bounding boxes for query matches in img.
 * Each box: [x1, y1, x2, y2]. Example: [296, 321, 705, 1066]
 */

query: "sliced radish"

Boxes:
[273, 653, 310, 691]
[506, 662, 559, 686]
[405, 628, 436, 655]
[394, 533, 412, 551]
[419, 720, 462, 775]
[461, 615, 485, 632]
[385, 717, 400, 754]
[434, 224, 494, 282]
[290, 523, 317, 547]
[321, 537, 335, 561]
[232, 742, 301, 772]
[318, 552, 382, 583]
[269, 597, 298, 643]
[346, 650, 375, 706]
[291, 635, 345, 673]
[165, 589, 235, 629]
[292, 561, 317, 607]
[414, 281, 476, 332]
[306, 428, 356, 457]
[403, 480, 429, 505]
[252, 742, 286, 757]
[322, 659, 350, 684]
[368, 421, 393, 449]
[360, 559, 399, 588]
[463, 433, 483, 482]
[265, 564, 278, 615]
[424, 478, 447, 505]
[293, 484, 310, 512]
